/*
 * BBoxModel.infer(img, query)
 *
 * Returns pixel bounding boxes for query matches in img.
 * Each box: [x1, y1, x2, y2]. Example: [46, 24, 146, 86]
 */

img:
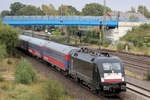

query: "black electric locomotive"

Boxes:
[69, 48, 126, 94]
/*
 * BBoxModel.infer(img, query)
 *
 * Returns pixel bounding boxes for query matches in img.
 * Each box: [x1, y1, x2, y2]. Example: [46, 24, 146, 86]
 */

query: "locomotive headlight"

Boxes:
[101, 77, 104, 82]
[122, 77, 125, 81]
[103, 86, 109, 90]
[121, 85, 126, 90]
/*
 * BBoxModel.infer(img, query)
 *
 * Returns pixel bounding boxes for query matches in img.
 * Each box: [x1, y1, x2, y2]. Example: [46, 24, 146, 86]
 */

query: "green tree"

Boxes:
[67, 6, 80, 15]
[138, 5, 150, 18]
[44, 79, 66, 100]
[15, 59, 37, 85]
[121, 23, 150, 47]
[58, 5, 69, 16]
[58, 5, 80, 16]
[42, 4, 49, 15]
[128, 7, 136, 13]
[117, 43, 125, 51]
[67, 26, 79, 35]
[52, 29, 62, 35]
[0, 23, 20, 55]
[0, 10, 10, 17]
[17, 5, 44, 16]
[129, 15, 138, 19]
[10, 2, 26, 15]
[42, 4, 58, 16]
[82, 3, 111, 16]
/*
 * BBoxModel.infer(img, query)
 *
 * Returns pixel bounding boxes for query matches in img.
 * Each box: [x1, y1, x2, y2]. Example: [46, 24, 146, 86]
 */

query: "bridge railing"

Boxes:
[3, 16, 118, 22]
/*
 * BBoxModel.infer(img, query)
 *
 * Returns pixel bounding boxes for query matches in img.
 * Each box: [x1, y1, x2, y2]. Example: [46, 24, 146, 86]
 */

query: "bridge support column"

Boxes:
[66, 27, 70, 44]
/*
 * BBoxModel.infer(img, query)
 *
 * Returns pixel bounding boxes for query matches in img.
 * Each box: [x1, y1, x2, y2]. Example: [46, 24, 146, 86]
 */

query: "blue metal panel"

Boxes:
[2, 16, 119, 27]
[65, 60, 70, 70]
[3, 20, 118, 27]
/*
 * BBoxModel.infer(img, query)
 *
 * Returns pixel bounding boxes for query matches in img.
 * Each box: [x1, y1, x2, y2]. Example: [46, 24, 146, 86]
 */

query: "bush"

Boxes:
[0, 76, 4, 82]
[88, 39, 99, 44]
[103, 39, 111, 47]
[52, 29, 62, 35]
[51, 35, 68, 44]
[117, 43, 124, 51]
[120, 23, 150, 48]
[15, 59, 37, 85]
[7, 59, 12, 65]
[0, 23, 20, 56]
[145, 73, 150, 81]
[43, 79, 66, 100]
[129, 15, 138, 20]
[140, 23, 149, 29]
[0, 44, 7, 61]
[82, 30, 99, 39]
[82, 38, 99, 44]
[0, 81, 10, 90]
[131, 26, 137, 32]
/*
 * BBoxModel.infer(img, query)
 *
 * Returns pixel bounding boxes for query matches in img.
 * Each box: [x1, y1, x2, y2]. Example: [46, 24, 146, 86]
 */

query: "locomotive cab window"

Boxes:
[102, 63, 121, 73]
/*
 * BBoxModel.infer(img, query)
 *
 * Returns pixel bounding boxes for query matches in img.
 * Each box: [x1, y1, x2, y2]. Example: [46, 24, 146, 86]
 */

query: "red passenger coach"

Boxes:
[19, 35, 46, 58]
[19, 35, 29, 51]
[19, 34, 77, 71]
[43, 41, 77, 71]
[28, 37, 47, 58]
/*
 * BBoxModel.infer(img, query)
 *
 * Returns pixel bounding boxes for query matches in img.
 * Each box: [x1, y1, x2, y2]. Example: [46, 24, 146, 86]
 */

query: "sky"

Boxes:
[0, 0, 150, 13]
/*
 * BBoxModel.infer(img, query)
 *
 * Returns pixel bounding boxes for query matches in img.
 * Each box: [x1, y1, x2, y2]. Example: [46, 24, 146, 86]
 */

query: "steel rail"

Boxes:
[127, 82, 150, 98]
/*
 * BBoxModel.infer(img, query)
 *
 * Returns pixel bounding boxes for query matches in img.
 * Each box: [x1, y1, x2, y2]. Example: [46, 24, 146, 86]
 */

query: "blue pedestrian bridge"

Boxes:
[2, 16, 118, 28]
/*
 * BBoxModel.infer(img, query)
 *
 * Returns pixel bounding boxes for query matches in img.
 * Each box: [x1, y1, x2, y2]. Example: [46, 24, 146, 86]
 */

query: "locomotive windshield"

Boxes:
[102, 63, 121, 73]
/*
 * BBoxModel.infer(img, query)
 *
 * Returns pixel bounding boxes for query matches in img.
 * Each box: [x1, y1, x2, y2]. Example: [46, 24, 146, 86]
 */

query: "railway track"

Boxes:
[29, 53, 150, 100]
[91, 48, 150, 72]
[110, 53, 150, 67]
[18, 48, 150, 100]
[110, 53, 150, 73]
[123, 61, 149, 72]
[74, 47, 150, 99]
[127, 82, 150, 99]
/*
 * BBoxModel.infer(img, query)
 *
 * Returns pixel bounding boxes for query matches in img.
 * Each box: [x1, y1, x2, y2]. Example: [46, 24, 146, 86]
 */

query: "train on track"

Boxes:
[18, 34, 126, 95]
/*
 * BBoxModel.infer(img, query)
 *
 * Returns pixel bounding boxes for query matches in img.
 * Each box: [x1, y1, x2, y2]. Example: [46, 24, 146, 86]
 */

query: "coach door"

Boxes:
[40, 46, 43, 57]
[26, 41, 29, 51]
[25, 40, 29, 51]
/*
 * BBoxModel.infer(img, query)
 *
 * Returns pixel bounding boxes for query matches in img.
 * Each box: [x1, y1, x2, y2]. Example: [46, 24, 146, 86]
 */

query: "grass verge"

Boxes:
[0, 58, 75, 100]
